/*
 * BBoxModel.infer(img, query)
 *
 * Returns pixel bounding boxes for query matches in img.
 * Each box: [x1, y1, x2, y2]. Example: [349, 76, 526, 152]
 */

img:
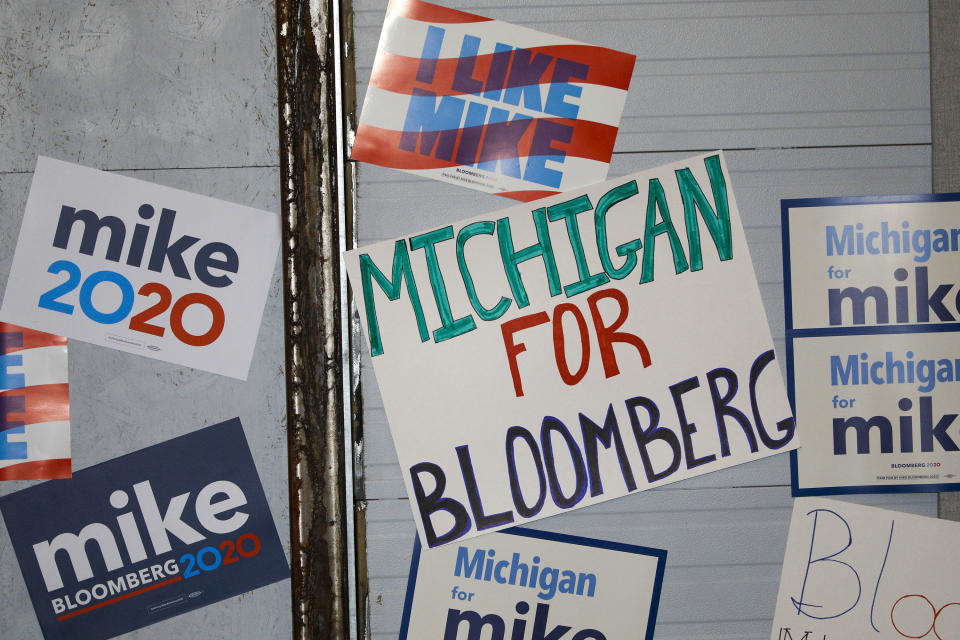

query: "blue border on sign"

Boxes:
[782, 192, 960, 497]
[398, 527, 668, 640]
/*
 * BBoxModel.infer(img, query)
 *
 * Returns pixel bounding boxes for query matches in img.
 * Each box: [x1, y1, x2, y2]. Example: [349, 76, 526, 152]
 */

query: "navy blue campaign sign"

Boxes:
[0, 418, 288, 640]
[399, 527, 666, 640]
[782, 193, 960, 496]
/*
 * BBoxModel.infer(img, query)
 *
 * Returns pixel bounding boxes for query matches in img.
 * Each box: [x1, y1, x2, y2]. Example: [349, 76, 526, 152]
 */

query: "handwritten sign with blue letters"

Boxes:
[771, 497, 960, 640]
[0, 418, 288, 640]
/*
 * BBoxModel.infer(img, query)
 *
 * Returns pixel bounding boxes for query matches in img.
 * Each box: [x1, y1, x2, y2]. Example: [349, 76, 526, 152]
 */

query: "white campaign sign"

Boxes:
[783, 195, 960, 494]
[400, 528, 665, 640]
[345, 152, 796, 548]
[1, 157, 280, 379]
[771, 497, 960, 640]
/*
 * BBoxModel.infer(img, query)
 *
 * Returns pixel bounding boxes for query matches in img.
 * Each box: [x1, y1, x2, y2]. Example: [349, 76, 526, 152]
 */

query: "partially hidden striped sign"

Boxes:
[0, 322, 70, 481]
[352, 0, 636, 202]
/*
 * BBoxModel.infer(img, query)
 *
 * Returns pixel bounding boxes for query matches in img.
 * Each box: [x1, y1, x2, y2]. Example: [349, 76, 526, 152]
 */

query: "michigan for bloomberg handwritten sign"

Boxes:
[345, 153, 796, 547]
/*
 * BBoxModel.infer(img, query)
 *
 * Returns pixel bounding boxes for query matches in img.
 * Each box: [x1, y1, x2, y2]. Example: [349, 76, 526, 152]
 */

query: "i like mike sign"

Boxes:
[0, 157, 280, 380]
[352, 0, 636, 201]
[0, 418, 288, 640]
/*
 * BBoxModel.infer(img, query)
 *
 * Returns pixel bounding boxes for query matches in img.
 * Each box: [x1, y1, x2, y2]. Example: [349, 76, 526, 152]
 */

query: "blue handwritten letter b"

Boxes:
[790, 508, 862, 620]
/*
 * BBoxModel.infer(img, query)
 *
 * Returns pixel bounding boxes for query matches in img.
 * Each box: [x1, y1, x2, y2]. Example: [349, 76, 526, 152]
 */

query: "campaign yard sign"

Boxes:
[351, 0, 636, 202]
[782, 194, 960, 496]
[0, 322, 70, 481]
[0, 418, 288, 640]
[400, 528, 666, 640]
[344, 152, 797, 548]
[771, 497, 960, 640]
[0, 157, 280, 380]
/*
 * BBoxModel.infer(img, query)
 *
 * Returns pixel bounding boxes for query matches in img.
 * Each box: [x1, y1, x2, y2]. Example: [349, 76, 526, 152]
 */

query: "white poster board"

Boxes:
[771, 497, 960, 640]
[400, 528, 666, 640]
[1, 157, 280, 380]
[783, 194, 960, 495]
[345, 152, 796, 547]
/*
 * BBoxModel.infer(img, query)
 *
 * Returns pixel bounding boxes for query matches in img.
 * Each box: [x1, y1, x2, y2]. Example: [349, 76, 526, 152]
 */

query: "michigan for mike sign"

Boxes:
[400, 528, 666, 640]
[0, 157, 280, 380]
[344, 152, 797, 548]
[0, 418, 288, 640]
[0, 322, 70, 481]
[352, 0, 635, 201]
[783, 194, 960, 495]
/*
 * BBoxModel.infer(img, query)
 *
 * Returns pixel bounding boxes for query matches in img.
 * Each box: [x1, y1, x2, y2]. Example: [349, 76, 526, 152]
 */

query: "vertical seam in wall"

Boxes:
[930, 0, 960, 522]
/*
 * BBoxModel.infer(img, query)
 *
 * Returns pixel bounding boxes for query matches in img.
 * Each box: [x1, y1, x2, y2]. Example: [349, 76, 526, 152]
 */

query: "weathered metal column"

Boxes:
[931, 0, 960, 522]
[276, 0, 359, 637]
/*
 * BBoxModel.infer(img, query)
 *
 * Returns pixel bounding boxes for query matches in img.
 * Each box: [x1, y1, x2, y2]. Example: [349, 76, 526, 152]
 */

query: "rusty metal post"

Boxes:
[276, 0, 359, 637]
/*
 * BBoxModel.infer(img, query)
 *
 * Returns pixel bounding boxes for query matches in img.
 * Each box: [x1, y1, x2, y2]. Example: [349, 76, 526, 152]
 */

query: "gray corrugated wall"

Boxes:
[353, 2, 937, 639]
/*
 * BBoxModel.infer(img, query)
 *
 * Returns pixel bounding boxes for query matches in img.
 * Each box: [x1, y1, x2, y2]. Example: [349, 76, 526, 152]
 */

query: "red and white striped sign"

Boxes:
[0, 322, 70, 480]
[352, 0, 636, 202]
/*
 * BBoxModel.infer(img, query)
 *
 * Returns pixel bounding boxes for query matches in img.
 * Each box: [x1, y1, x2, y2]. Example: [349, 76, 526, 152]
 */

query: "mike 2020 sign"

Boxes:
[783, 194, 960, 495]
[1, 157, 280, 380]
[0, 418, 288, 640]
[344, 152, 796, 548]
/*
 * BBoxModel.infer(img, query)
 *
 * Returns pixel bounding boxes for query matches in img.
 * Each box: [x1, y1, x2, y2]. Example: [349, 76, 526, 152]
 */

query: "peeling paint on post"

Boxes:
[276, 0, 360, 637]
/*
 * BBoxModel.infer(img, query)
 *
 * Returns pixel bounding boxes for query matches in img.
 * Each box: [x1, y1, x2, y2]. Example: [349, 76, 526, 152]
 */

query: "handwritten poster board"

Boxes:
[0, 322, 70, 481]
[1, 157, 280, 380]
[0, 418, 288, 640]
[771, 497, 960, 640]
[400, 528, 666, 640]
[782, 194, 960, 495]
[344, 152, 796, 548]
[351, 0, 636, 202]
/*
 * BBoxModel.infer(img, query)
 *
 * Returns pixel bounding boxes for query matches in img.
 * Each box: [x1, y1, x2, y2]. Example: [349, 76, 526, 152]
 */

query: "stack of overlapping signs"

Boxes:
[0, 156, 289, 639]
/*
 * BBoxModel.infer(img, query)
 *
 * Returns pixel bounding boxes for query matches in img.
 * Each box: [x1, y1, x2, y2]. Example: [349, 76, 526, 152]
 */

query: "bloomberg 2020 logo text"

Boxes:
[39, 202, 239, 347]
[36, 476, 258, 617]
